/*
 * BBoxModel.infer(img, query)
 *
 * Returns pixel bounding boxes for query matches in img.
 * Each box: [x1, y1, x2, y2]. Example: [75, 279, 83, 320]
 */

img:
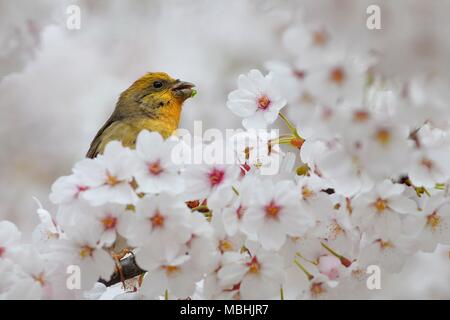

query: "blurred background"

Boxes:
[0, 0, 449, 298]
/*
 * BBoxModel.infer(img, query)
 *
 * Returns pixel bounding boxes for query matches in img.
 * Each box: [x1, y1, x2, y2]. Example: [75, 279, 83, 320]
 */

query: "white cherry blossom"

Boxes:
[77, 141, 138, 206]
[227, 69, 287, 129]
[182, 163, 240, 212]
[242, 179, 314, 250]
[133, 130, 184, 194]
[412, 195, 450, 252]
[352, 180, 418, 238]
[123, 194, 192, 258]
[217, 249, 284, 299]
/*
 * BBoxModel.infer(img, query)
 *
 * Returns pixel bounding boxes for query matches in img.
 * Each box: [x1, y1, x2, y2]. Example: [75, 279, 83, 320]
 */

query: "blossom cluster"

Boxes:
[1, 23, 450, 300]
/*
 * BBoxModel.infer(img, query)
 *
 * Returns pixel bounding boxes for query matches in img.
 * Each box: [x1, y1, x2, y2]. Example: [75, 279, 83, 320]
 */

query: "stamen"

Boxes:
[374, 198, 388, 213]
[106, 173, 119, 186]
[427, 212, 441, 230]
[375, 128, 391, 145]
[330, 67, 345, 85]
[247, 256, 261, 274]
[148, 160, 163, 175]
[257, 95, 271, 110]
[209, 168, 225, 187]
[79, 245, 94, 258]
[265, 201, 281, 219]
[151, 212, 165, 228]
[101, 215, 117, 230]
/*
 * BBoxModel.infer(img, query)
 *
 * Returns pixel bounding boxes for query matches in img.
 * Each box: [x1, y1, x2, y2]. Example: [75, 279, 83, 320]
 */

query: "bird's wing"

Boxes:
[86, 117, 114, 158]
[86, 119, 137, 158]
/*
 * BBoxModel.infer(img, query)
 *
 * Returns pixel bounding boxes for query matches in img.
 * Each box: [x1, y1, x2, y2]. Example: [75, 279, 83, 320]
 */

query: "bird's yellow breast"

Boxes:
[95, 102, 182, 154]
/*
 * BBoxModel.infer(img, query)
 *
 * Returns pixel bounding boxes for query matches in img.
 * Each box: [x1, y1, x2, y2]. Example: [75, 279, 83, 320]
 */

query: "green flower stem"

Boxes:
[270, 135, 304, 149]
[296, 252, 318, 265]
[321, 242, 340, 257]
[435, 183, 446, 190]
[279, 112, 302, 139]
[321, 242, 352, 267]
[293, 259, 314, 281]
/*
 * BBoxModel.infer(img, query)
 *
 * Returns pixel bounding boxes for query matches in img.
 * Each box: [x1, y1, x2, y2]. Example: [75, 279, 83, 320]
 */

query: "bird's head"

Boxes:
[116, 72, 196, 118]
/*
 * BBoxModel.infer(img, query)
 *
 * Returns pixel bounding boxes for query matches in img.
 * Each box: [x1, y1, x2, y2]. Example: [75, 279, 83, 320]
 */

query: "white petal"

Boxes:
[259, 220, 286, 250]
[388, 196, 417, 214]
[240, 275, 279, 299]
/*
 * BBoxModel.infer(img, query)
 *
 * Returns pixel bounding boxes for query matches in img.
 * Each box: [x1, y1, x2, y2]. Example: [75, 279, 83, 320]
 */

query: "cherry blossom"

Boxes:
[227, 69, 287, 129]
[124, 194, 192, 258]
[90, 203, 129, 247]
[57, 222, 115, 290]
[182, 163, 240, 212]
[77, 141, 138, 206]
[411, 195, 450, 252]
[139, 250, 198, 299]
[408, 125, 450, 188]
[0, 221, 21, 261]
[242, 179, 314, 250]
[358, 236, 411, 273]
[352, 180, 418, 238]
[133, 130, 184, 194]
[217, 249, 284, 299]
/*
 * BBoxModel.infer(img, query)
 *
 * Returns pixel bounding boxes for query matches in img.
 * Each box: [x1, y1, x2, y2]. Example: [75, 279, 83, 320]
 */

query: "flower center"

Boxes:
[421, 158, 434, 170]
[265, 201, 281, 219]
[219, 240, 234, 253]
[329, 67, 345, 85]
[163, 265, 180, 276]
[313, 30, 328, 46]
[236, 205, 246, 220]
[209, 168, 225, 187]
[302, 186, 315, 200]
[310, 282, 325, 298]
[246, 257, 261, 274]
[151, 212, 165, 228]
[293, 69, 306, 79]
[75, 186, 89, 197]
[33, 272, 46, 286]
[79, 245, 94, 258]
[353, 110, 370, 122]
[375, 128, 391, 146]
[257, 95, 271, 110]
[329, 221, 344, 240]
[427, 212, 441, 230]
[101, 215, 117, 230]
[148, 160, 163, 175]
[377, 239, 393, 250]
[106, 172, 119, 186]
[374, 198, 388, 213]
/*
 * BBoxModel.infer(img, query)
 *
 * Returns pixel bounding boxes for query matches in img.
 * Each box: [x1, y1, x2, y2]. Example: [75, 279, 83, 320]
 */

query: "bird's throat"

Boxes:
[139, 100, 183, 139]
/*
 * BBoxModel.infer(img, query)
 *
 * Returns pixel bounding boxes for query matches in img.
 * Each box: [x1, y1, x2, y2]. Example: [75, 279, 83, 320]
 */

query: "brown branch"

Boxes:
[99, 255, 146, 287]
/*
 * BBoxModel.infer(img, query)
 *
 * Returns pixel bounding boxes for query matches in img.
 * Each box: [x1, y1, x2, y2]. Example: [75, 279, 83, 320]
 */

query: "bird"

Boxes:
[86, 72, 195, 287]
[86, 72, 195, 158]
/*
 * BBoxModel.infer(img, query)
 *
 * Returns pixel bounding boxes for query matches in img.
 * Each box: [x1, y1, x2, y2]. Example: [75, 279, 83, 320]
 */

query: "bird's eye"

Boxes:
[153, 81, 163, 89]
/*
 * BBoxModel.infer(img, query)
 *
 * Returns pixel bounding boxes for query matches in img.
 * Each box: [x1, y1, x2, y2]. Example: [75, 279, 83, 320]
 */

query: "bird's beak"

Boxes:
[172, 80, 196, 100]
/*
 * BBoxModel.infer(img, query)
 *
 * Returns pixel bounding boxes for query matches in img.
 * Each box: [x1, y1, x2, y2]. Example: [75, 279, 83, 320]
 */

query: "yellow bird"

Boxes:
[87, 72, 195, 158]
[87, 72, 195, 286]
